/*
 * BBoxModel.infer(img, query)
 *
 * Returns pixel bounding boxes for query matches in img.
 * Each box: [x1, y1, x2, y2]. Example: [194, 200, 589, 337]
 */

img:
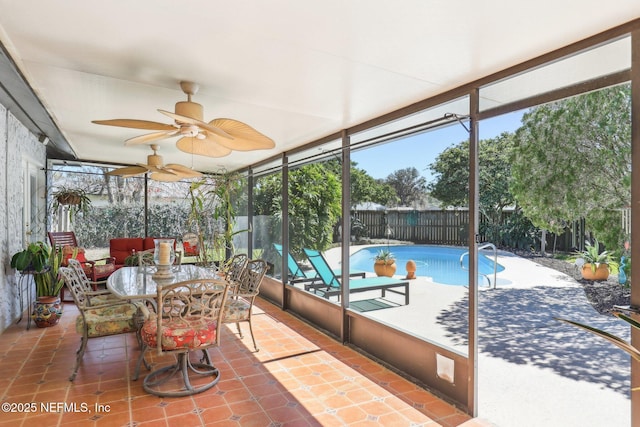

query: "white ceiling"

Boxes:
[0, 0, 639, 173]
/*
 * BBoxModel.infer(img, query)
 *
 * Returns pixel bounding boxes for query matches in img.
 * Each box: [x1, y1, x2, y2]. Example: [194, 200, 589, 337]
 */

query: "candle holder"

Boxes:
[152, 238, 175, 281]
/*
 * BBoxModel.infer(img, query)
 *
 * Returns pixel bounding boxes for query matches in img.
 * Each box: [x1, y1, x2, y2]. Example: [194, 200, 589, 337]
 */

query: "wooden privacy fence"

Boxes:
[353, 210, 471, 246]
[351, 209, 586, 252]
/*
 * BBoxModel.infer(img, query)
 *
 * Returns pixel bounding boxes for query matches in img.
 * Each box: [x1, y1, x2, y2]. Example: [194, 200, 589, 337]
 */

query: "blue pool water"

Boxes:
[349, 245, 504, 286]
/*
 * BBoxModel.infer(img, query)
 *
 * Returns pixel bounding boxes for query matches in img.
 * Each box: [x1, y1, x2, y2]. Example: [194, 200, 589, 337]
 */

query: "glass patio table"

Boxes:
[107, 264, 222, 300]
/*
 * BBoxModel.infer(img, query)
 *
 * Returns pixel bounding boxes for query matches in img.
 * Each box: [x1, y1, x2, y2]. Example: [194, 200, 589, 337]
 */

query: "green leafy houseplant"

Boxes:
[52, 187, 92, 223]
[186, 173, 249, 266]
[11, 242, 64, 297]
[11, 241, 49, 273]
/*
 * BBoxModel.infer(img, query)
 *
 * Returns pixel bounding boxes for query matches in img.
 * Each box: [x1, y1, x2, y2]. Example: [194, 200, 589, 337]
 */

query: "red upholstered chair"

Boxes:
[142, 237, 179, 251]
[109, 238, 144, 267]
[142, 237, 156, 251]
[48, 232, 117, 300]
[110, 237, 182, 267]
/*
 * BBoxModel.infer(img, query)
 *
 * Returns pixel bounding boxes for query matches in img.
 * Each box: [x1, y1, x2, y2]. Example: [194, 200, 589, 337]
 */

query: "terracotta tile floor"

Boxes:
[0, 299, 493, 427]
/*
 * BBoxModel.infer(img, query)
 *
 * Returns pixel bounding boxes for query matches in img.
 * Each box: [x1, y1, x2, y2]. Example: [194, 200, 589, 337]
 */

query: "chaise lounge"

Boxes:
[273, 243, 365, 284]
[303, 248, 409, 305]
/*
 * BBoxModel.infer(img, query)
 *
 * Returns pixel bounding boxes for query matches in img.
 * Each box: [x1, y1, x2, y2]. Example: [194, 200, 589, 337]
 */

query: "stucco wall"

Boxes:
[0, 103, 47, 332]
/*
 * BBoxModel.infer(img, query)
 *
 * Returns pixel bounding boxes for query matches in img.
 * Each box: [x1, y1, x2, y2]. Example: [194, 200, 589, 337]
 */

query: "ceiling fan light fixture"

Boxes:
[93, 81, 274, 154]
[180, 124, 200, 137]
[174, 100, 203, 122]
[107, 144, 202, 181]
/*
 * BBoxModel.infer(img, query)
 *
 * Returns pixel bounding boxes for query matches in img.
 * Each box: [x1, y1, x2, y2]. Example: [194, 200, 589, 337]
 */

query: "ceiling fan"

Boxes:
[106, 144, 202, 182]
[92, 81, 275, 157]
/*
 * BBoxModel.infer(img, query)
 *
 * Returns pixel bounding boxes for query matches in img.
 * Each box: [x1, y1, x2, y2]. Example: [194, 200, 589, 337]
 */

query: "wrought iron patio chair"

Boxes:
[59, 266, 146, 381]
[135, 278, 229, 397]
[221, 253, 248, 289]
[66, 258, 121, 306]
[223, 259, 269, 351]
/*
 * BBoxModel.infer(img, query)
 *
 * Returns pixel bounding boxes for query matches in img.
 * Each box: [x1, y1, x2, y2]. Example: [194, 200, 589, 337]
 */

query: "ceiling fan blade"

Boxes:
[125, 130, 180, 145]
[164, 164, 203, 178]
[158, 110, 233, 139]
[137, 164, 178, 175]
[92, 119, 176, 131]
[176, 136, 232, 158]
[150, 172, 184, 182]
[209, 118, 275, 151]
[106, 165, 148, 177]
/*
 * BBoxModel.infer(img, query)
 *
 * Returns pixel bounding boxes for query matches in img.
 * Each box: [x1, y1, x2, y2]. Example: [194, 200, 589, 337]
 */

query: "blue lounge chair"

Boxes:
[303, 248, 409, 305]
[273, 243, 365, 284]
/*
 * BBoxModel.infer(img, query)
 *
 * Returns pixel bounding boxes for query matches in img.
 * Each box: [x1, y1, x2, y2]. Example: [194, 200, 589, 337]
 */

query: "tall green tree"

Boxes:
[428, 133, 516, 221]
[324, 160, 397, 208]
[510, 84, 631, 246]
[253, 163, 341, 257]
[385, 167, 427, 207]
[428, 133, 530, 246]
[428, 142, 469, 207]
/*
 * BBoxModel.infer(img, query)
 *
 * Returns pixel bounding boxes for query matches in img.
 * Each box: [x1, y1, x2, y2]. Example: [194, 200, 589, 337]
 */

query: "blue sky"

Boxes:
[351, 110, 526, 183]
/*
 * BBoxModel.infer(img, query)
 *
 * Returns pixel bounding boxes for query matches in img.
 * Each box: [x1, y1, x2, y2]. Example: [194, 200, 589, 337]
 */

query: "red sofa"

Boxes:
[109, 237, 178, 267]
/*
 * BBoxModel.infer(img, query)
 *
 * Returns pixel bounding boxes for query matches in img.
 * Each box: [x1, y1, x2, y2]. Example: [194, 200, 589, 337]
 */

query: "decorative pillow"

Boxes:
[61, 245, 87, 267]
[183, 233, 200, 256]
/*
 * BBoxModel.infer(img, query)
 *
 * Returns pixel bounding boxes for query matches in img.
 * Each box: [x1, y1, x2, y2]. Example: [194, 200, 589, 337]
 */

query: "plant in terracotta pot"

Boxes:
[572, 239, 617, 281]
[373, 248, 397, 277]
[11, 242, 64, 327]
[52, 187, 92, 223]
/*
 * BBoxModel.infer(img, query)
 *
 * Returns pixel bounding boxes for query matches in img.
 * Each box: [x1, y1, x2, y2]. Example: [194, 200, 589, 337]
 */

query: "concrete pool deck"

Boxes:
[318, 246, 631, 426]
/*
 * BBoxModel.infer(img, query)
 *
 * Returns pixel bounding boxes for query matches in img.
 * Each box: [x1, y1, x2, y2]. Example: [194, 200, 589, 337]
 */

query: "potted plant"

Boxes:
[373, 248, 397, 277]
[11, 242, 64, 327]
[572, 239, 617, 281]
[52, 186, 92, 223]
[11, 241, 49, 274]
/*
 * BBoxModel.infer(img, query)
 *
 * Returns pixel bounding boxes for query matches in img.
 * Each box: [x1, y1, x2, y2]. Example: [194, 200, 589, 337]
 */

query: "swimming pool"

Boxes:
[349, 245, 505, 286]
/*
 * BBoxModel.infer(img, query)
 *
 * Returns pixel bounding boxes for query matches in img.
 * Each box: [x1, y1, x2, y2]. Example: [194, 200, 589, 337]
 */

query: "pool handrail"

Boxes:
[460, 242, 498, 289]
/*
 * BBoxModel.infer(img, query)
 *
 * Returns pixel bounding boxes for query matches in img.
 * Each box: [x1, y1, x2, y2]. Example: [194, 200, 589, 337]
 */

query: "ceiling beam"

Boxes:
[0, 41, 75, 159]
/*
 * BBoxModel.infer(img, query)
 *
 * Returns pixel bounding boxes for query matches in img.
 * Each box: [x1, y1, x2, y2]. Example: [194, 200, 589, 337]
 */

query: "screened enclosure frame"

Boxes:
[44, 19, 640, 420]
[243, 19, 640, 418]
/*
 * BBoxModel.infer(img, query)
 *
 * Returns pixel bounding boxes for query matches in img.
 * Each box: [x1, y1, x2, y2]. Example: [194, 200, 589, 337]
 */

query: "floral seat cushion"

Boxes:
[223, 299, 251, 322]
[141, 317, 218, 351]
[88, 294, 119, 306]
[92, 263, 116, 276]
[76, 303, 138, 337]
